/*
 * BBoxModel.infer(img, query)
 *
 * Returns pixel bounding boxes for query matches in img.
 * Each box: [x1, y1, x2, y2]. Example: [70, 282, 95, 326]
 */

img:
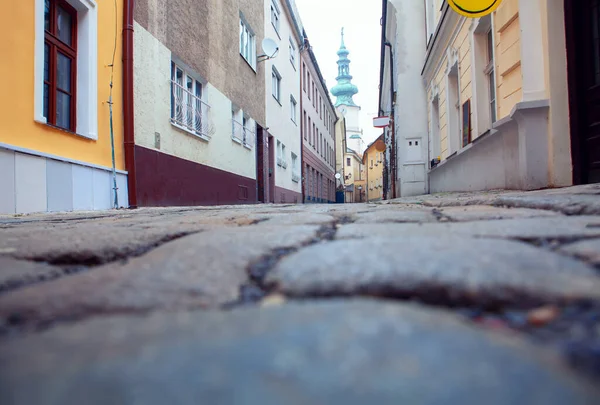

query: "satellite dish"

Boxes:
[258, 38, 279, 62]
[335, 173, 341, 180]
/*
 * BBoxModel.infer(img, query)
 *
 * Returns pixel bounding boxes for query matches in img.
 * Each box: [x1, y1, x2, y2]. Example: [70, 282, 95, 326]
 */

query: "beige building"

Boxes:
[380, 0, 599, 195]
[363, 135, 385, 202]
[343, 148, 365, 203]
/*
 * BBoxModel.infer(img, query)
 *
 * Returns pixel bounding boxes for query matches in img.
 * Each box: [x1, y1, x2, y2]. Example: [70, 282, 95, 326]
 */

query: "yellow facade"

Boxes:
[363, 136, 385, 202]
[426, 0, 524, 160]
[0, 0, 126, 171]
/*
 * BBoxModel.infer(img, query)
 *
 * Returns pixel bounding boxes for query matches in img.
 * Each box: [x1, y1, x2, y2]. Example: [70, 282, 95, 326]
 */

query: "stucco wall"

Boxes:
[265, 0, 302, 194]
[134, 23, 256, 180]
[495, 0, 522, 121]
[135, 0, 266, 127]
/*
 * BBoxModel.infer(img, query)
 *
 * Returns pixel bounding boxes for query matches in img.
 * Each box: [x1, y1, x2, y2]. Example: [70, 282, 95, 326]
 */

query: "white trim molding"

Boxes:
[34, 0, 98, 140]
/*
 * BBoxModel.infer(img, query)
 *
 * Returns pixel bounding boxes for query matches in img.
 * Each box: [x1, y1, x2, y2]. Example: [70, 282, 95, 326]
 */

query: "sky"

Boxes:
[295, 0, 383, 146]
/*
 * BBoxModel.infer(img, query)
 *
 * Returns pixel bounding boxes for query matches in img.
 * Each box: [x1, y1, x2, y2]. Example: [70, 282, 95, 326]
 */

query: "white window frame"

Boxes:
[485, 28, 497, 125]
[240, 15, 256, 69]
[272, 66, 281, 103]
[470, 16, 497, 136]
[170, 62, 210, 140]
[35, 0, 98, 139]
[289, 37, 297, 69]
[271, 0, 280, 35]
[290, 95, 297, 123]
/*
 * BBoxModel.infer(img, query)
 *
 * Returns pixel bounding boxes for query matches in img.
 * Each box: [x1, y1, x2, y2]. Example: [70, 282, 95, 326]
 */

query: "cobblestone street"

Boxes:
[1, 185, 600, 404]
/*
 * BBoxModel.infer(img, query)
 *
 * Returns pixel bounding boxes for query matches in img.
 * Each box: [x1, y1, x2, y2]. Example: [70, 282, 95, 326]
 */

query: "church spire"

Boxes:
[331, 27, 358, 107]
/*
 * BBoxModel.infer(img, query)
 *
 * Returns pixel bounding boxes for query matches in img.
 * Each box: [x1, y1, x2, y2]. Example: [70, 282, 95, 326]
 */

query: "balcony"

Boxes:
[232, 120, 255, 149]
[171, 81, 211, 140]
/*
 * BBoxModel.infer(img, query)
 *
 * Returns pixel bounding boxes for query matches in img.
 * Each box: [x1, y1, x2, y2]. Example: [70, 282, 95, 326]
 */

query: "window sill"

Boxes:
[36, 120, 97, 141]
[232, 137, 243, 145]
[240, 54, 257, 73]
[243, 143, 253, 150]
[272, 95, 282, 106]
[171, 121, 210, 142]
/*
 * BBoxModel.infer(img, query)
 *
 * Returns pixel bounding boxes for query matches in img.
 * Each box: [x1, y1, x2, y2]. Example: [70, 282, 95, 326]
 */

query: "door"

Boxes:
[566, 0, 600, 183]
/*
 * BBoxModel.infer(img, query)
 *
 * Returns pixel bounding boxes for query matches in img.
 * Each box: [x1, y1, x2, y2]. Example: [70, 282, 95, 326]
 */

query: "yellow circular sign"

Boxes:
[448, 0, 502, 18]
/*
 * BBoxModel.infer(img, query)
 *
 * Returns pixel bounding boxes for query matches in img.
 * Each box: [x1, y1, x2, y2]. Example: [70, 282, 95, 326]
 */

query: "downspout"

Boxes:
[384, 40, 396, 199]
[123, 0, 138, 208]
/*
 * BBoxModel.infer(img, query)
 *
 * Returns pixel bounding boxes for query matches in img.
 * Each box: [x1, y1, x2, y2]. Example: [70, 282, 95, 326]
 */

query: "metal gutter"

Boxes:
[123, 0, 137, 208]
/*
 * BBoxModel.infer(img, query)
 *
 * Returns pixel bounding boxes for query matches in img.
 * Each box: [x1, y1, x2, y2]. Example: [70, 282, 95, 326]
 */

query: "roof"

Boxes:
[362, 134, 385, 164]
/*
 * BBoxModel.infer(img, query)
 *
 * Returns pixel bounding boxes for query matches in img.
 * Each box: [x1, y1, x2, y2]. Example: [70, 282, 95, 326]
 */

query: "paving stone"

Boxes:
[0, 226, 319, 329]
[336, 216, 600, 240]
[1, 300, 598, 405]
[268, 237, 600, 306]
[0, 222, 212, 265]
[251, 212, 336, 226]
[495, 194, 600, 215]
[353, 209, 437, 224]
[438, 206, 563, 221]
[0, 258, 64, 293]
[559, 239, 600, 266]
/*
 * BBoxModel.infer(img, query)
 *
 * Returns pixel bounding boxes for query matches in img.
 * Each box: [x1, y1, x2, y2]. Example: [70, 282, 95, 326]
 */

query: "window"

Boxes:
[308, 117, 312, 142]
[303, 111, 307, 139]
[486, 29, 497, 124]
[307, 73, 311, 99]
[240, 17, 256, 68]
[171, 62, 209, 138]
[289, 38, 296, 68]
[290, 95, 297, 123]
[303, 63, 307, 91]
[291, 153, 299, 182]
[312, 123, 316, 146]
[347, 157, 351, 167]
[272, 67, 281, 102]
[281, 144, 287, 168]
[43, 0, 77, 131]
[277, 140, 282, 166]
[271, 0, 280, 35]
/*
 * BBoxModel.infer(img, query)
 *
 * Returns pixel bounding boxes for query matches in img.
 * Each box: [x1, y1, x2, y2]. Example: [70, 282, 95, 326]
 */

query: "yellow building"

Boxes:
[0, 0, 128, 214]
[380, 0, 599, 195]
[363, 135, 385, 202]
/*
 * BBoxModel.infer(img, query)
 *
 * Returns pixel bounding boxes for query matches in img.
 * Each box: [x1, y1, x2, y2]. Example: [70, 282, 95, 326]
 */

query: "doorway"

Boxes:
[565, 0, 600, 184]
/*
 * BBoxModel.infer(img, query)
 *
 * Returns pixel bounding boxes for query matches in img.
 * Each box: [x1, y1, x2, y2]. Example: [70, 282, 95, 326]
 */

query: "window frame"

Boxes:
[485, 28, 497, 124]
[289, 37, 297, 69]
[44, 0, 78, 132]
[272, 66, 282, 103]
[170, 61, 210, 139]
[290, 95, 297, 123]
[270, 0, 280, 35]
[240, 16, 257, 69]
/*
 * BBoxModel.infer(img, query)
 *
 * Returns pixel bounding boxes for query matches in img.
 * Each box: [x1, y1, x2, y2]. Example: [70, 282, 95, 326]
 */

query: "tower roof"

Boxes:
[331, 27, 358, 107]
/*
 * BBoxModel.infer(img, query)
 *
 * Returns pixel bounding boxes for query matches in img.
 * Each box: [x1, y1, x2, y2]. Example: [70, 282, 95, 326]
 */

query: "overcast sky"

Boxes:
[295, 0, 383, 146]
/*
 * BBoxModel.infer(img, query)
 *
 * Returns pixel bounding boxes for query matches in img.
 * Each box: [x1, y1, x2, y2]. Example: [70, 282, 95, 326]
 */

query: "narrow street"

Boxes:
[1, 185, 600, 403]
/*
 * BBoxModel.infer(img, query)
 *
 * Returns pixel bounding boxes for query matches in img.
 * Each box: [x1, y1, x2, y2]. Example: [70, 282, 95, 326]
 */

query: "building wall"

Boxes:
[301, 46, 337, 203]
[495, 0, 522, 120]
[423, 1, 572, 192]
[134, 23, 256, 180]
[385, 0, 429, 198]
[132, 0, 266, 206]
[265, 0, 302, 197]
[364, 145, 384, 202]
[135, 0, 266, 127]
[0, 0, 128, 213]
[0, 0, 126, 171]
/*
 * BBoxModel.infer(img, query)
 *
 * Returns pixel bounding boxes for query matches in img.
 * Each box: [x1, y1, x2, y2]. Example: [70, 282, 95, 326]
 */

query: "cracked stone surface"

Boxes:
[268, 237, 600, 306]
[0, 226, 319, 329]
[0, 184, 599, 401]
[559, 239, 600, 267]
[336, 216, 600, 240]
[1, 300, 599, 405]
[0, 258, 65, 294]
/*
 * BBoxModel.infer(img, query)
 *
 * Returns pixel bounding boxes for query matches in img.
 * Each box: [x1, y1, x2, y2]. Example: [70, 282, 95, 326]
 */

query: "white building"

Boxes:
[378, 0, 429, 198]
[264, 0, 303, 203]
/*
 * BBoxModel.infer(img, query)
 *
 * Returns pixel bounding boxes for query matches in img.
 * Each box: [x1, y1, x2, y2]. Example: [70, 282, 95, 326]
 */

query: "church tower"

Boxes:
[331, 28, 364, 154]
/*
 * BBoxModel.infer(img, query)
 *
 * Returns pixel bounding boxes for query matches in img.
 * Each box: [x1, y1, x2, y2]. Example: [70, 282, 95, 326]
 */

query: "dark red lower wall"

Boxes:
[274, 186, 302, 204]
[134, 145, 257, 207]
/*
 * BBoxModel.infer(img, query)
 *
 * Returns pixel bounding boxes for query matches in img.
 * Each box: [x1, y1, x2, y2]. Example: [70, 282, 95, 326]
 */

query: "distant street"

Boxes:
[0, 185, 599, 403]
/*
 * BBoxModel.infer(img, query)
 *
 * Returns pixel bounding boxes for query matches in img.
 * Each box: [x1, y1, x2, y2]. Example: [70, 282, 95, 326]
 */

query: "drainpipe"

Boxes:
[123, 0, 138, 208]
[384, 40, 396, 199]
